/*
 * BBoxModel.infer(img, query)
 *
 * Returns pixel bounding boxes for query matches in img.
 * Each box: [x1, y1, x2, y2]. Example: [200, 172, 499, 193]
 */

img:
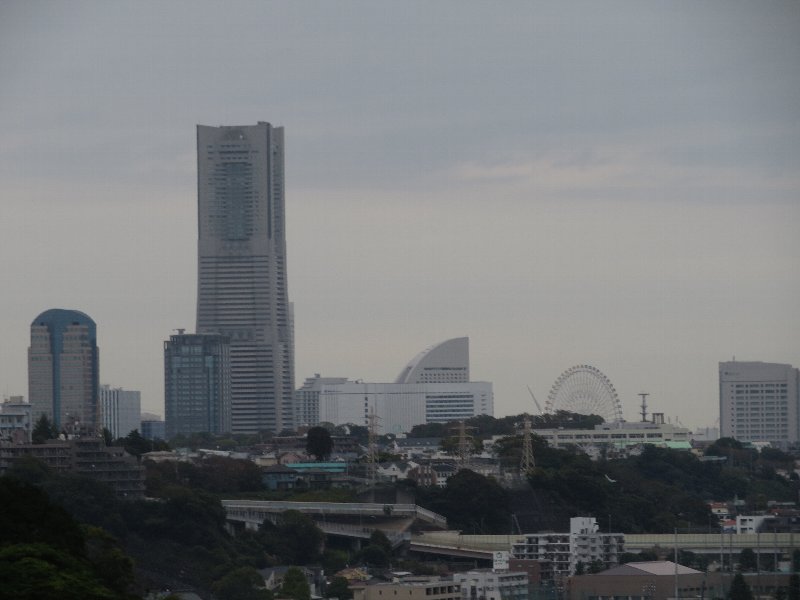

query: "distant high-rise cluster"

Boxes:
[28, 309, 99, 434]
[719, 361, 800, 448]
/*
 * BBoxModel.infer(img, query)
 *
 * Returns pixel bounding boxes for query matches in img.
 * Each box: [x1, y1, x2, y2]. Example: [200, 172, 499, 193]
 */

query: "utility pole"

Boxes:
[457, 420, 472, 470]
[366, 407, 381, 488]
[520, 414, 535, 475]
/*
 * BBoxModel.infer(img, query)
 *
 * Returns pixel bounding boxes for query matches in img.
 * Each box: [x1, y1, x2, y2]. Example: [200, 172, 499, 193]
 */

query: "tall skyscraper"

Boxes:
[164, 333, 231, 438]
[719, 361, 800, 448]
[196, 121, 294, 434]
[28, 309, 99, 433]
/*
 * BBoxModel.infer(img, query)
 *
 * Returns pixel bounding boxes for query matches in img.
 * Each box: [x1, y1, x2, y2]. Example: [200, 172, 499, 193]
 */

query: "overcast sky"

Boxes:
[1, 1, 798, 428]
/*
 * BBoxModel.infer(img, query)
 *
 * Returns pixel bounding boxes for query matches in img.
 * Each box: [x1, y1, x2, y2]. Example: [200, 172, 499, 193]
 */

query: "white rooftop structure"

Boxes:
[395, 337, 469, 384]
[300, 337, 492, 434]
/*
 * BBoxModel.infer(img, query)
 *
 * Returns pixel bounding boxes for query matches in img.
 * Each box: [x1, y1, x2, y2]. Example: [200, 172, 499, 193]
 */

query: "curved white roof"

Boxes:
[394, 337, 470, 384]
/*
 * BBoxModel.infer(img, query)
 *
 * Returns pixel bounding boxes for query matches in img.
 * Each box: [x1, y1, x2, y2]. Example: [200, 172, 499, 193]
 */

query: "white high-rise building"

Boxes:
[301, 338, 493, 434]
[719, 361, 800, 447]
[99, 385, 141, 439]
[196, 123, 294, 434]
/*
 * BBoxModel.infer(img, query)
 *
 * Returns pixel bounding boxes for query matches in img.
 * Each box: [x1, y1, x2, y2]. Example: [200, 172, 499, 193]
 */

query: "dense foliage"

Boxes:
[0, 476, 137, 600]
[306, 426, 334, 461]
[408, 411, 604, 439]
[491, 432, 799, 533]
[416, 469, 511, 534]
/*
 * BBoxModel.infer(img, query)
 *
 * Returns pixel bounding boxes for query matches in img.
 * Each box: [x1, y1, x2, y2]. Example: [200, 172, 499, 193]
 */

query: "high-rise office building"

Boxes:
[196, 122, 294, 434]
[719, 361, 800, 448]
[164, 333, 231, 438]
[100, 385, 141, 439]
[28, 309, 99, 433]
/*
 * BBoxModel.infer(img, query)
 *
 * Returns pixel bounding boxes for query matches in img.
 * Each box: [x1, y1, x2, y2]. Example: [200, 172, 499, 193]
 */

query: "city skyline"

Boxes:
[1, 2, 798, 429]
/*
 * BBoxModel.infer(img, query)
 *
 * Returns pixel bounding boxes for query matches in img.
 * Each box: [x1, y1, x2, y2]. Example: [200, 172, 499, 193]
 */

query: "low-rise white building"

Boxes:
[453, 569, 529, 600]
[511, 517, 624, 580]
[532, 415, 691, 458]
[298, 338, 493, 434]
[0, 397, 32, 443]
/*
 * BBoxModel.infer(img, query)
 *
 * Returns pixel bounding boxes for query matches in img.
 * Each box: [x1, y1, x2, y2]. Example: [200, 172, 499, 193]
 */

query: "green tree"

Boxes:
[212, 567, 272, 600]
[789, 574, 800, 600]
[116, 429, 151, 460]
[84, 527, 135, 596]
[0, 476, 86, 555]
[369, 529, 392, 555]
[282, 567, 311, 600]
[587, 559, 605, 574]
[438, 469, 510, 534]
[326, 575, 353, 600]
[306, 426, 333, 461]
[5, 455, 51, 485]
[32, 414, 58, 444]
[101, 428, 113, 446]
[728, 572, 753, 600]
[0, 543, 117, 600]
[359, 544, 390, 567]
[260, 510, 324, 565]
[322, 549, 350, 574]
[738, 548, 757, 572]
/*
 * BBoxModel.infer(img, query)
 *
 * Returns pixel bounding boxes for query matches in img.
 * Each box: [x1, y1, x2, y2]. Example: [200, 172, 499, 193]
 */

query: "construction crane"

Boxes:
[527, 385, 544, 415]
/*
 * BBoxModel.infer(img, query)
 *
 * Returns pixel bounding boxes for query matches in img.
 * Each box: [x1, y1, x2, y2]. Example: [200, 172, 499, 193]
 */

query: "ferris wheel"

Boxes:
[545, 364, 624, 423]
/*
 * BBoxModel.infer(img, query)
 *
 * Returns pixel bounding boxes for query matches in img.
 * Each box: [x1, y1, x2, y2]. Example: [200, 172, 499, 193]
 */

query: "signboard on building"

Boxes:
[493, 551, 509, 571]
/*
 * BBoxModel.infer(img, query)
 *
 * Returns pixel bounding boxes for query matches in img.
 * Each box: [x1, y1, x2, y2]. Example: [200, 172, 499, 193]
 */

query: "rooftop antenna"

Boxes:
[639, 392, 649, 423]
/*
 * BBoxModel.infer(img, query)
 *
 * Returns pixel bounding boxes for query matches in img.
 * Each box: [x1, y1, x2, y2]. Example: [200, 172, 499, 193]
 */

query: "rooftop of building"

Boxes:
[598, 561, 701, 577]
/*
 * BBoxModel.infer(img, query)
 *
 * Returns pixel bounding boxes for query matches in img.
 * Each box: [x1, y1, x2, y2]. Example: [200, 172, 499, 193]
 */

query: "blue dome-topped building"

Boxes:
[28, 309, 99, 433]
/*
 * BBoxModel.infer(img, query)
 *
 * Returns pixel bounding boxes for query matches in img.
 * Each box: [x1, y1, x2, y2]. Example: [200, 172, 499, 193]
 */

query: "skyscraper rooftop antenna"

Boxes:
[639, 392, 649, 423]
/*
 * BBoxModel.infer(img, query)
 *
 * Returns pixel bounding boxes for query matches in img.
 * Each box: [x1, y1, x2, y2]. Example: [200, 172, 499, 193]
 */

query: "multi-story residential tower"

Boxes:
[99, 385, 141, 439]
[28, 309, 99, 433]
[719, 361, 800, 447]
[164, 333, 232, 438]
[196, 122, 294, 434]
[511, 516, 624, 581]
